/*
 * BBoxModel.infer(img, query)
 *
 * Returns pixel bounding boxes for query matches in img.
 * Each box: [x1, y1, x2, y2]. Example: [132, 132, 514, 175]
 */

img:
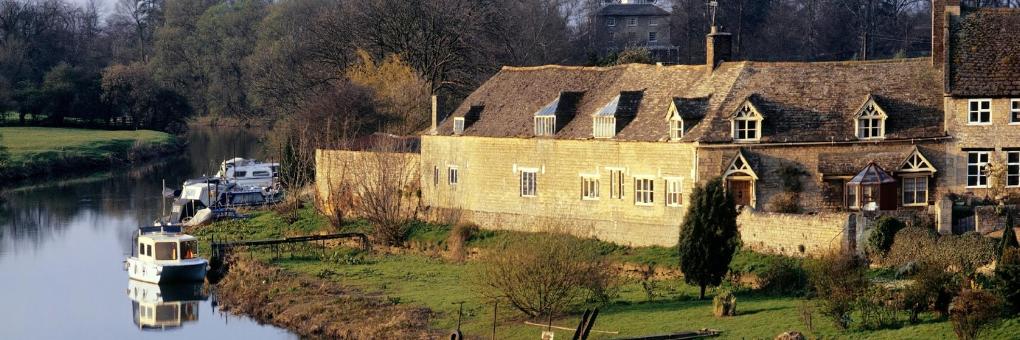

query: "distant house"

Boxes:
[595, 1, 673, 61]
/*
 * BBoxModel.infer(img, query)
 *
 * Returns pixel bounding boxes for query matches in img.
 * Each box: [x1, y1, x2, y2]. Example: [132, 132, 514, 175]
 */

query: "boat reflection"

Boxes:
[127, 279, 207, 331]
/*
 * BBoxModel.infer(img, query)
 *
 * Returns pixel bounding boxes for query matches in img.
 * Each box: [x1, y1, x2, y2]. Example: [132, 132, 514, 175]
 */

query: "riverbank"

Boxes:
[196, 206, 1020, 339]
[0, 127, 181, 184]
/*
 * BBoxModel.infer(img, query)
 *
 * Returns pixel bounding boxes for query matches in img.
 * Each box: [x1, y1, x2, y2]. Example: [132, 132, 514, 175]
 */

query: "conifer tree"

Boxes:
[1001, 212, 1019, 263]
[678, 177, 741, 299]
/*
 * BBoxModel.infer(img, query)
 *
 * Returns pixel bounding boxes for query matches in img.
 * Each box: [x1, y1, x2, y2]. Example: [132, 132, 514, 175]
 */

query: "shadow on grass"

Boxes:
[737, 305, 788, 316]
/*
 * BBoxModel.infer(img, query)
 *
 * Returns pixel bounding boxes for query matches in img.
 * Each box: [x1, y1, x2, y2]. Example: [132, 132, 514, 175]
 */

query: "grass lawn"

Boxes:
[197, 207, 1020, 339]
[0, 127, 172, 161]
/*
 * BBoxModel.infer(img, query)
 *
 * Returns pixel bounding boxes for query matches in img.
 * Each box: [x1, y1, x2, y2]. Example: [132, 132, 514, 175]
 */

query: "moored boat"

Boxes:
[127, 280, 205, 331]
[125, 226, 208, 284]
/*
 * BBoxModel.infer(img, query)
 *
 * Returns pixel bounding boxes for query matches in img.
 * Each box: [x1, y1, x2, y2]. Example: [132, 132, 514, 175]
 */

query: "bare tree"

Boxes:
[352, 137, 421, 246]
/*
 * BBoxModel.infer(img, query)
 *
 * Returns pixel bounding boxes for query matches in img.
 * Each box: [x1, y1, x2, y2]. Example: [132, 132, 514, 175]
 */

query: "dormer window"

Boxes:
[731, 102, 762, 142]
[534, 98, 559, 137]
[666, 101, 683, 140]
[854, 98, 887, 140]
[453, 118, 465, 135]
[594, 95, 620, 139]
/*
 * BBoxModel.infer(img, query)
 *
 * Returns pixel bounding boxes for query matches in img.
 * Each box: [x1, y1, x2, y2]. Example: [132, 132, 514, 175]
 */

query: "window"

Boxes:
[967, 151, 989, 188]
[669, 119, 683, 140]
[665, 178, 682, 207]
[1012, 99, 1020, 124]
[520, 170, 537, 197]
[649, 18, 658, 26]
[594, 117, 616, 138]
[433, 166, 439, 186]
[234, 171, 247, 178]
[608, 32, 615, 40]
[581, 177, 599, 200]
[607, 17, 616, 26]
[856, 102, 885, 139]
[252, 171, 270, 177]
[635, 178, 654, 205]
[847, 185, 858, 209]
[609, 169, 624, 199]
[181, 240, 198, 259]
[902, 177, 928, 206]
[648, 31, 658, 43]
[453, 117, 465, 135]
[968, 99, 992, 125]
[146, 245, 152, 257]
[154, 242, 178, 261]
[139, 243, 145, 257]
[627, 17, 637, 27]
[448, 166, 459, 185]
[732, 103, 762, 142]
[1009, 151, 1020, 187]
[535, 116, 556, 136]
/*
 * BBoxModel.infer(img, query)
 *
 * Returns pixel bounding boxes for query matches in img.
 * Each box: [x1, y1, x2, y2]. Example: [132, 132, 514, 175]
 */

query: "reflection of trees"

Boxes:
[0, 127, 265, 256]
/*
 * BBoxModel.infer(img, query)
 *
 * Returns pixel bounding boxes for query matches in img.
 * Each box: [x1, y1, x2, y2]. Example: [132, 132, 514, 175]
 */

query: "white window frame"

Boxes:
[665, 177, 683, 207]
[669, 118, 683, 140]
[1008, 151, 1020, 187]
[520, 170, 537, 198]
[453, 117, 465, 135]
[607, 17, 616, 27]
[447, 166, 459, 186]
[581, 176, 600, 200]
[534, 116, 556, 136]
[649, 17, 658, 26]
[731, 103, 762, 142]
[648, 31, 658, 43]
[627, 17, 637, 27]
[1011, 99, 1020, 125]
[593, 116, 616, 139]
[901, 176, 928, 207]
[855, 102, 886, 140]
[968, 99, 992, 125]
[608, 169, 624, 199]
[634, 177, 654, 206]
[967, 151, 989, 188]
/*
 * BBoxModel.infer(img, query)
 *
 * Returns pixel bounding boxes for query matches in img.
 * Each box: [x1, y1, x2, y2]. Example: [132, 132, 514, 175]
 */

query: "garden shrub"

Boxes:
[713, 290, 737, 317]
[807, 252, 869, 330]
[856, 286, 900, 330]
[949, 290, 1002, 340]
[995, 247, 1020, 314]
[474, 232, 618, 318]
[757, 257, 808, 296]
[447, 222, 478, 263]
[868, 216, 906, 257]
[886, 226, 938, 267]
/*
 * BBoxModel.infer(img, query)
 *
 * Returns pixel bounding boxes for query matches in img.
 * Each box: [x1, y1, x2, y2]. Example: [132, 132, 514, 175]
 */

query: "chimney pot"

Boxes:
[430, 95, 438, 135]
[706, 26, 732, 75]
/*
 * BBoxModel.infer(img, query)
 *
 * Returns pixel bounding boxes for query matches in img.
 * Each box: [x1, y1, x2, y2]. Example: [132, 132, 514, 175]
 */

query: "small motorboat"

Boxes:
[125, 225, 208, 284]
[127, 279, 205, 331]
[214, 157, 279, 189]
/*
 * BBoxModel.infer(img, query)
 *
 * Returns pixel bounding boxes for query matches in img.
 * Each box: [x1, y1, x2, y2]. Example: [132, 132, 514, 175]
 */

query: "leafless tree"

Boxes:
[352, 138, 421, 246]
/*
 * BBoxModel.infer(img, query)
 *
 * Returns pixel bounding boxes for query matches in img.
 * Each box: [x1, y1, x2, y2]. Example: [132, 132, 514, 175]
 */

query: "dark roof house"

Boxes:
[949, 8, 1020, 97]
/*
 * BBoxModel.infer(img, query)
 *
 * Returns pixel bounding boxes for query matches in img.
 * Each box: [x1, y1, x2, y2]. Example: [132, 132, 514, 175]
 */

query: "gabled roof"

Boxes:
[949, 8, 1020, 97]
[848, 163, 896, 185]
[851, 94, 887, 119]
[598, 4, 669, 16]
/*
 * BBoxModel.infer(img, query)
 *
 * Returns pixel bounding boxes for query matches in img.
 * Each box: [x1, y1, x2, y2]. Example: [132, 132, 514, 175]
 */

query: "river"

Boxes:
[0, 126, 295, 339]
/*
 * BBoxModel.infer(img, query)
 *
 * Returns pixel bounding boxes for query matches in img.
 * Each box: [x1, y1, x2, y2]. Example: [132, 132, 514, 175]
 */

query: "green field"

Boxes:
[0, 127, 176, 181]
[194, 207, 1020, 339]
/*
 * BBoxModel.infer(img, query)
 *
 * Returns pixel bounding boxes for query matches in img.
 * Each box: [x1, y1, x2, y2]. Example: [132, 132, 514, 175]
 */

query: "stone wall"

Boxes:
[697, 142, 945, 213]
[421, 135, 698, 247]
[315, 149, 421, 219]
[941, 97, 1020, 196]
[974, 204, 1020, 234]
[737, 209, 851, 257]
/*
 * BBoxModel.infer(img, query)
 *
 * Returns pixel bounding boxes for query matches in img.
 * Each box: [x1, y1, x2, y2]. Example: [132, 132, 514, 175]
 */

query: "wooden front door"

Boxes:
[728, 179, 752, 206]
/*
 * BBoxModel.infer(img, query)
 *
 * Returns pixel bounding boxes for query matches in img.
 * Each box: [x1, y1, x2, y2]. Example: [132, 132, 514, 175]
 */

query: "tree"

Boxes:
[678, 177, 740, 299]
[352, 137, 421, 246]
[101, 62, 191, 132]
[345, 50, 432, 135]
[613, 48, 654, 65]
[1000, 212, 1019, 263]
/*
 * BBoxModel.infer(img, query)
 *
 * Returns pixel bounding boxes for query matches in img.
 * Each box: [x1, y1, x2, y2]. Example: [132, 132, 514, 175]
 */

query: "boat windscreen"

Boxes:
[155, 242, 178, 261]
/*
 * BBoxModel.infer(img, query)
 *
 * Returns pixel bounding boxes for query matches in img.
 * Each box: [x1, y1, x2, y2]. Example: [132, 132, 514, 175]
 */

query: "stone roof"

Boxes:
[437, 58, 945, 143]
[949, 8, 1020, 97]
[598, 4, 670, 16]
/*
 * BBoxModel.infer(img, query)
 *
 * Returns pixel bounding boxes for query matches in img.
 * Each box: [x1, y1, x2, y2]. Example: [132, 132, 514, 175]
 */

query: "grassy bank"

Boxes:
[196, 207, 1020, 339]
[0, 127, 179, 183]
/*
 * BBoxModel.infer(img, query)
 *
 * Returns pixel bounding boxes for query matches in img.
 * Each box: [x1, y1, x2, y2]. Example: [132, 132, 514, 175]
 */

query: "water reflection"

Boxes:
[128, 280, 205, 331]
[0, 126, 292, 339]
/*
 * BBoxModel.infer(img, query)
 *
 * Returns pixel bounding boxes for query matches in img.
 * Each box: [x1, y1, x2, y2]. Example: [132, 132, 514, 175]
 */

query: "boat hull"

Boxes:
[126, 258, 208, 284]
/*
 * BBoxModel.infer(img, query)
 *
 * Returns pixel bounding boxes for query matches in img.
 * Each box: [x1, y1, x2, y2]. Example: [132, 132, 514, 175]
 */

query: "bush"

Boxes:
[447, 222, 478, 263]
[474, 232, 618, 318]
[713, 290, 737, 317]
[806, 252, 869, 330]
[887, 226, 939, 267]
[994, 247, 1020, 314]
[868, 216, 906, 257]
[856, 286, 899, 330]
[757, 257, 808, 296]
[949, 290, 1002, 340]
[901, 263, 961, 322]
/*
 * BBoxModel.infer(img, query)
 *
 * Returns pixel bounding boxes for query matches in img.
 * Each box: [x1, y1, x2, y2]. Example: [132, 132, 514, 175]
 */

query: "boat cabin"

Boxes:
[136, 233, 199, 262]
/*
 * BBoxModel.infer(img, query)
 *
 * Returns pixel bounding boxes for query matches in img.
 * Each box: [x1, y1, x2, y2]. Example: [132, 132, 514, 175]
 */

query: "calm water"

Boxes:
[0, 127, 295, 339]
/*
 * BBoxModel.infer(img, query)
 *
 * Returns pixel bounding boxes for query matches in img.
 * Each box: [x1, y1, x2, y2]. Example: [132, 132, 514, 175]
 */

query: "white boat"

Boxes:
[127, 280, 204, 331]
[214, 157, 279, 188]
[125, 226, 208, 284]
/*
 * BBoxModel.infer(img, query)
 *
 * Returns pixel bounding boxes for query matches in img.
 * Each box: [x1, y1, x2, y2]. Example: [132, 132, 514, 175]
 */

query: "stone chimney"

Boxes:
[932, 0, 961, 67]
[706, 25, 732, 75]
